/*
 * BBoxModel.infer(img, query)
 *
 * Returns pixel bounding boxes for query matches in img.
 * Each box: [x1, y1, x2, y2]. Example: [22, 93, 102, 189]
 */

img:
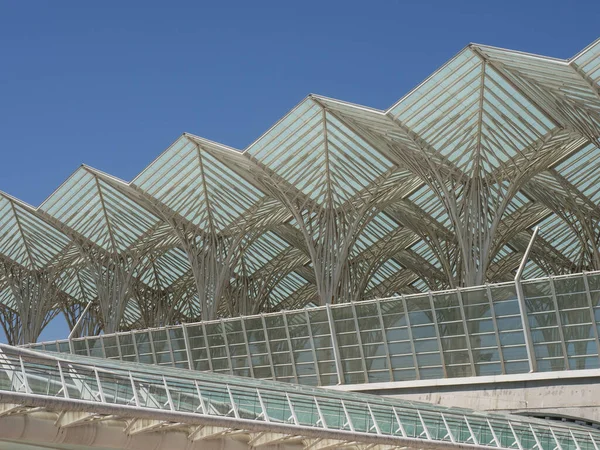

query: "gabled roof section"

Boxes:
[472, 43, 600, 139]
[246, 97, 396, 208]
[134, 134, 266, 232]
[388, 47, 556, 176]
[572, 37, 600, 85]
[40, 166, 163, 254]
[0, 192, 72, 270]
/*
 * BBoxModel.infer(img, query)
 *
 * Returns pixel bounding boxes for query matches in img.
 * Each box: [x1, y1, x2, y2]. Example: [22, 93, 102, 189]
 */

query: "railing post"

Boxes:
[582, 272, 600, 366]
[456, 288, 476, 376]
[401, 295, 421, 380]
[325, 304, 345, 385]
[68, 301, 93, 354]
[375, 298, 394, 382]
[181, 323, 195, 371]
[514, 226, 539, 373]
[304, 310, 321, 384]
[239, 318, 255, 378]
[280, 312, 298, 383]
[428, 292, 447, 378]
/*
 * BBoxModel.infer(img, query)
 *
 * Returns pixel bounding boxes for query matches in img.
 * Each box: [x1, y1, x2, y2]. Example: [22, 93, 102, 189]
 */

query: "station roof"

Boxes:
[1, 38, 599, 329]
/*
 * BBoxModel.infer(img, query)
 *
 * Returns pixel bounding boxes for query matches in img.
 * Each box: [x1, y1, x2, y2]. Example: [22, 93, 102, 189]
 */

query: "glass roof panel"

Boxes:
[0, 196, 31, 268]
[247, 99, 395, 208]
[554, 142, 600, 203]
[40, 168, 114, 250]
[390, 49, 479, 118]
[0, 287, 16, 310]
[95, 177, 163, 253]
[475, 44, 600, 134]
[135, 135, 265, 232]
[54, 266, 96, 302]
[11, 202, 72, 269]
[573, 38, 600, 85]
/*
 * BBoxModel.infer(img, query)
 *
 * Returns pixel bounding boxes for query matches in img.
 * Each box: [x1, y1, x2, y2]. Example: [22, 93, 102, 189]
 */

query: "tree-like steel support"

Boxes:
[0, 40, 599, 342]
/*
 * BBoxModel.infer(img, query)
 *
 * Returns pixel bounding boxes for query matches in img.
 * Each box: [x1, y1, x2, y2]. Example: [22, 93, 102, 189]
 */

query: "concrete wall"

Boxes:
[331, 369, 600, 424]
[0, 412, 305, 450]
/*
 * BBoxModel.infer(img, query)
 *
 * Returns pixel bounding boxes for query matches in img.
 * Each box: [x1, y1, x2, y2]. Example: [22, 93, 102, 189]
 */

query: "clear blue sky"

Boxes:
[0, 1, 598, 341]
[1, 1, 599, 206]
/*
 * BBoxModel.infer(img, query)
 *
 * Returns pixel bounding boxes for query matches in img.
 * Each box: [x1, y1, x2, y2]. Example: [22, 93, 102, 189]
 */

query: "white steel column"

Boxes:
[325, 304, 345, 385]
[514, 226, 539, 373]
[582, 272, 600, 365]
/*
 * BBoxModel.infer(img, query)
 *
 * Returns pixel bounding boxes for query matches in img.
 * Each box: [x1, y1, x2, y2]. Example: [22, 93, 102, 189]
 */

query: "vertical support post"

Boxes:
[57, 361, 69, 399]
[95, 335, 105, 359]
[514, 226, 539, 373]
[401, 296, 420, 380]
[582, 272, 600, 366]
[226, 385, 239, 419]
[486, 284, 506, 374]
[280, 312, 298, 383]
[201, 323, 213, 372]
[239, 317, 255, 378]
[548, 277, 569, 369]
[456, 289, 476, 376]
[340, 400, 355, 432]
[147, 330, 157, 365]
[129, 372, 140, 407]
[220, 319, 233, 375]
[194, 380, 207, 414]
[392, 407, 407, 437]
[427, 292, 447, 378]
[261, 314, 278, 381]
[325, 304, 345, 385]
[130, 332, 139, 363]
[114, 333, 123, 360]
[286, 393, 299, 426]
[304, 310, 321, 385]
[68, 301, 93, 354]
[256, 388, 270, 422]
[350, 303, 369, 383]
[94, 367, 106, 403]
[162, 376, 175, 411]
[375, 298, 394, 382]
[181, 323, 195, 371]
[164, 327, 176, 367]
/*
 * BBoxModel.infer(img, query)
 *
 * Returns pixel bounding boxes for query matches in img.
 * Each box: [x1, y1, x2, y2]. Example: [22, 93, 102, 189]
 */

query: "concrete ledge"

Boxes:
[326, 368, 600, 392]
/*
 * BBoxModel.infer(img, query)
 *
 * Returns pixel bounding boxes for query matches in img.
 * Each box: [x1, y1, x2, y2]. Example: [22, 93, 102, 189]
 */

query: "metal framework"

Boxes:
[1, 39, 600, 343]
[1, 344, 599, 450]
[30, 269, 600, 386]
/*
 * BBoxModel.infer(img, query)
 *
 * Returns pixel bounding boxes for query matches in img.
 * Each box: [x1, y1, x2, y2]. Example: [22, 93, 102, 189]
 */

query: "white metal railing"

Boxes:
[1, 344, 599, 450]
[27, 269, 600, 387]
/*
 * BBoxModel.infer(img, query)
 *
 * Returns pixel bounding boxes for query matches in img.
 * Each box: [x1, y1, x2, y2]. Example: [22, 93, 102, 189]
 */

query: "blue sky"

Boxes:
[0, 1, 598, 341]
[1, 1, 599, 205]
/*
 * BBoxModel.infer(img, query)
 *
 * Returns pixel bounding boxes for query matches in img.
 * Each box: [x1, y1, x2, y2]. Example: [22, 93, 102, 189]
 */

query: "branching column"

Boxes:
[0, 264, 61, 344]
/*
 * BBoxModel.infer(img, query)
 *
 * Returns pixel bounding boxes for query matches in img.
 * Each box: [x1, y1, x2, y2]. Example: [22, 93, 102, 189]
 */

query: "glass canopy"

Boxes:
[2, 343, 599, 450]
[0, 39, 599, 343]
